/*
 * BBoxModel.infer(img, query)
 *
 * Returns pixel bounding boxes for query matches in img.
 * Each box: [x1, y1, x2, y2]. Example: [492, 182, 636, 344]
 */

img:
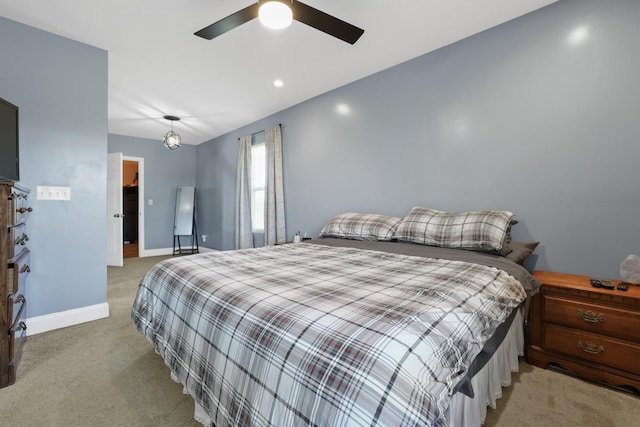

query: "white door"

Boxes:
[107, 152, 123, 266]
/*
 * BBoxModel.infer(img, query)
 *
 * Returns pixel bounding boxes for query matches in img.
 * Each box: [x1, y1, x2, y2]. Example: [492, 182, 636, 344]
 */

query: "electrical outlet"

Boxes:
[201, 234, 208, 242]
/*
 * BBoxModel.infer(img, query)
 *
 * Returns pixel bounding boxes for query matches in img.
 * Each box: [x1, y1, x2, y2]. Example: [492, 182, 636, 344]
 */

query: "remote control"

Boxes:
[591, 278, 614, 289]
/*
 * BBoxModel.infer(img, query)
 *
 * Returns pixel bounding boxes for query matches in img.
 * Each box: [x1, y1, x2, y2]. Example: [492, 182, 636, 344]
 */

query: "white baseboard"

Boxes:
[26, 302, 110, 336]
[140, 247, 216, 257]
[140, 247, 173, 257]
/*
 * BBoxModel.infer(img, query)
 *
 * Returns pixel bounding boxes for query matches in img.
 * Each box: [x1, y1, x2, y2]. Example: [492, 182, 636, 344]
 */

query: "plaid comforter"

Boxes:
[132, 243, 527, 426]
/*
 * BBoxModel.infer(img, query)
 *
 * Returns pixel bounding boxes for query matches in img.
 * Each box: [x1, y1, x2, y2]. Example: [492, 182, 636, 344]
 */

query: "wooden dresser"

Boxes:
[527, 270, 640, 393]
[1, 180, 32, 387]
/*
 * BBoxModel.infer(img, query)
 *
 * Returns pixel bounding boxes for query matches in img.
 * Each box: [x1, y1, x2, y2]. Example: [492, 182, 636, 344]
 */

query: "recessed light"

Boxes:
[568, 25, 589, 45]
[273, 79, 284, 88]
[336, 103, 351, 115]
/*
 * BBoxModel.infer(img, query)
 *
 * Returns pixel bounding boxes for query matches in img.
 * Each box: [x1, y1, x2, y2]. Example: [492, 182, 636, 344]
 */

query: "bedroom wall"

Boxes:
[196, 0, 640, 280]
[0, 17, 108, 317]
[108, 134, 197, 251]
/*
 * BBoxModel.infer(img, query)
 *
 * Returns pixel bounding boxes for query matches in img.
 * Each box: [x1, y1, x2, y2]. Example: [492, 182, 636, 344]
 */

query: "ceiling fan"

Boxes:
[194, 0, 365, 45]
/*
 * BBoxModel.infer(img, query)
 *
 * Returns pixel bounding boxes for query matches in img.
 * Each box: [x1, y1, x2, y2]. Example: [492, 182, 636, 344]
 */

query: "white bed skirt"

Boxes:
[448, 306, 525, 426]
[185, 306, 525, 427]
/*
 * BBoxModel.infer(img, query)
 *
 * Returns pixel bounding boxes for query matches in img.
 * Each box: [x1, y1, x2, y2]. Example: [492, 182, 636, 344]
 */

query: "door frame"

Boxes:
[107, 152, 123, 266]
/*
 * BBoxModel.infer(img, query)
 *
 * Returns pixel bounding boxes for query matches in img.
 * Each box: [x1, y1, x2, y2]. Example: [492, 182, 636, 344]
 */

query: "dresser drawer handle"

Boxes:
[16, 206, 33, 214]
[15, 233, 29, 246]
[578, 340, 604, 354]
[577, 310, 604, 323]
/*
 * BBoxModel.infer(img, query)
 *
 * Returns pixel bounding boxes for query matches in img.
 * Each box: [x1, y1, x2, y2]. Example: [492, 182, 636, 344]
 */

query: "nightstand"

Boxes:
[527, 271, 640, 393]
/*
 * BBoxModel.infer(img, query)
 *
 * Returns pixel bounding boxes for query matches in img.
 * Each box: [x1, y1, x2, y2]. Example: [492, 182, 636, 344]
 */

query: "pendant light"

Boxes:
[163, 115, 181, 150]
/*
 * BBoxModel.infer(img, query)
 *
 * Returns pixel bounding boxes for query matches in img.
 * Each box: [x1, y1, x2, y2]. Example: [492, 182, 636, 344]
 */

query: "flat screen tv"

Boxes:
[0, 96, 19, 181]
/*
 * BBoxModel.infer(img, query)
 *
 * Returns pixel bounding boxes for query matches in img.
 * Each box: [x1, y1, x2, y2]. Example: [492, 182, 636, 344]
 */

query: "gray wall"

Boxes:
[108, 134, 197, 250]
[0, 17, 108, 317]
[197, 0, 640, 279]
[195, 131, 238, 249]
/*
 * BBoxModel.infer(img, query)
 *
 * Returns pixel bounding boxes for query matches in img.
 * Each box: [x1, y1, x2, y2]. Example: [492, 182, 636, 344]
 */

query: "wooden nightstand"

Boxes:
[527, 271, 640, 393]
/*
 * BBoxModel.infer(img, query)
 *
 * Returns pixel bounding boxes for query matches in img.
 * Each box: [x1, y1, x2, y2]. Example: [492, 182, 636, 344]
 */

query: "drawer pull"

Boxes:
[577, 310, 604, 323]
[578, 340, 604, 354]
[16, 321, 27, 332]
[20, 264, 31, 273]
[16, 206, 33, 214]
[15, 233, 29, 246]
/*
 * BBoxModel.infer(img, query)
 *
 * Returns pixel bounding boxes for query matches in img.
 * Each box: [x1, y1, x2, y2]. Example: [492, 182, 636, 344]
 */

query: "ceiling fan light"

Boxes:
[259, 2, 293, 30]
[164, 130, 181, 150]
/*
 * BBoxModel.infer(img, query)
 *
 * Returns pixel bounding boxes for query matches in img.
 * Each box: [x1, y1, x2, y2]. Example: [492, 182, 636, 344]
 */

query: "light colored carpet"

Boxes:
[0, 255, 637, 426]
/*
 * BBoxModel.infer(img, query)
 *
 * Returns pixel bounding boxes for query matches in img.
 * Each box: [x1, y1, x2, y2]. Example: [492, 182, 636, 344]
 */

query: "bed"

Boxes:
[132, 209, 540, 426]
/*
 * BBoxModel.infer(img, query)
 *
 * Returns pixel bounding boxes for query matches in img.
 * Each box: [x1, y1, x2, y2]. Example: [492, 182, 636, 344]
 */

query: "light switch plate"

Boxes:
[36, 185, 71, 201]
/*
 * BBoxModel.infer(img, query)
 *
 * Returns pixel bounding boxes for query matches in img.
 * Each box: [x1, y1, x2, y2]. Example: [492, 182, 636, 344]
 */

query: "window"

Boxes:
[251, 143, 266, 232]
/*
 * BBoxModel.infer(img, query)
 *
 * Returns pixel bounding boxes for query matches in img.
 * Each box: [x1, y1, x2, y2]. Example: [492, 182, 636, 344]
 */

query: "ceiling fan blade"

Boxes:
[293, 1, 364, 44]
[194, 3, 260, 40]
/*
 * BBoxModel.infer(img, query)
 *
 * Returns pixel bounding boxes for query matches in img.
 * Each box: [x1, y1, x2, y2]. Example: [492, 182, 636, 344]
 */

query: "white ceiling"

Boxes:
[0, 0, 558, 145]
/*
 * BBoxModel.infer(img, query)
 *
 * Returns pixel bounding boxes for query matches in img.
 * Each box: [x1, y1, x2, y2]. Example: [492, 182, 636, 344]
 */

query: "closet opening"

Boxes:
[123, 160, 139, 258]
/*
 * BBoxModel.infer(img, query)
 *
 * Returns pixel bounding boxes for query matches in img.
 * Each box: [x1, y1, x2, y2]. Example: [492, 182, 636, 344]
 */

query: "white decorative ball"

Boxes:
[620, 254, 640, 283]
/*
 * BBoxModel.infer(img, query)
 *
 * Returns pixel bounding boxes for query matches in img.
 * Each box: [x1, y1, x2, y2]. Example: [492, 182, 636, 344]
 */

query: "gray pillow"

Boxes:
[505, 241, 540, 264]
[394, 207, 515, 253]
[319, 213, 403, 241]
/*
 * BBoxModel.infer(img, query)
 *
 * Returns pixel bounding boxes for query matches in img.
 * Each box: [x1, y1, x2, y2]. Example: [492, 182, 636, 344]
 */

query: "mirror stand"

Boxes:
[173, 186, 199, 256]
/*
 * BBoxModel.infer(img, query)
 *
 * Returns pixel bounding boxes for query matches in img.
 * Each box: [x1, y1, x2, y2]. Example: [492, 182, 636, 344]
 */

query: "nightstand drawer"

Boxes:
[544, 324, 640, 374]
[543, 295, 640, 343]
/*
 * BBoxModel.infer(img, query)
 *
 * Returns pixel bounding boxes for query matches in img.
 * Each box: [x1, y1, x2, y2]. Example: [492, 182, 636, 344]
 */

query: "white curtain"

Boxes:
[235, 135, 254, 249]
[264, 125, 286, 245]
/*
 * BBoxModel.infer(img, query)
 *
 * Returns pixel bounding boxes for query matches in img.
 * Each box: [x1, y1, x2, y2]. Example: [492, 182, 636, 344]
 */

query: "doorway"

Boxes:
[122, 160, 139, 258]
[107, 153, 145, 266]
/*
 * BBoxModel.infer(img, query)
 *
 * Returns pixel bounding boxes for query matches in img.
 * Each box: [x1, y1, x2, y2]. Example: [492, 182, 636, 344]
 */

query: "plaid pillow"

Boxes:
[394, 207, 515, 252]
[319, 213, 403, 241]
